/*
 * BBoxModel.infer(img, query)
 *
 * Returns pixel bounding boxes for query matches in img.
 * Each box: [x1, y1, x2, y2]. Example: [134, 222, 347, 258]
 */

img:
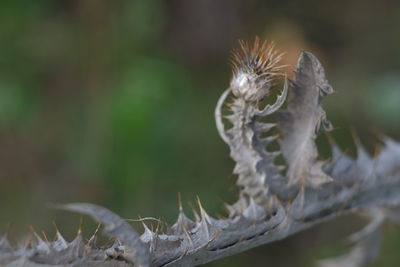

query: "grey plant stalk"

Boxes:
[1, 39, 400, 267]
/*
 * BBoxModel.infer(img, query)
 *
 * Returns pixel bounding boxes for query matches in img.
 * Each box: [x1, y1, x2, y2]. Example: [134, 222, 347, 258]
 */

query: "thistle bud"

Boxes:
[230, 37, 285, 102]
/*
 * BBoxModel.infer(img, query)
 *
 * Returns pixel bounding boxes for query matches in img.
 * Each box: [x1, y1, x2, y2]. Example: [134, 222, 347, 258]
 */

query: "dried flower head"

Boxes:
[230, 37, 286, 101]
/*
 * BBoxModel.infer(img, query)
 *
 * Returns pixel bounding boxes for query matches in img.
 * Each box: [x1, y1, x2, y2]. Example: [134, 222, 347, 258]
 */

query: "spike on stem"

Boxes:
[86, 223, 101, 249]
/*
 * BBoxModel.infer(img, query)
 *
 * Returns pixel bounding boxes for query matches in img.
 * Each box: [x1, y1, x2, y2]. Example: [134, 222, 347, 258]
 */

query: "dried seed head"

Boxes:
[230, 37, 285, 102]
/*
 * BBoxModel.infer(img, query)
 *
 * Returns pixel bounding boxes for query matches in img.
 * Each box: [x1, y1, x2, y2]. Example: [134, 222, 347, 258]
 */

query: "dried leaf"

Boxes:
[277, 51, 333, 187]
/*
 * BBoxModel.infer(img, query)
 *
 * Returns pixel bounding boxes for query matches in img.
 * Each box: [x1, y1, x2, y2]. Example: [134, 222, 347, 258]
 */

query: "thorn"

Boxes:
[141, 222, 157, 252]
[28, 225, 35, 235]
[41, 231, 50, 244]
[155, 219, 161, 234]
[24, 234, 33, 249]
[223, 203, 236, 217]
[55, 230, 65, 242]
[243, 197, 266, 221]
[206, 231, 223, 249]
[78, 216, 84, 234]
[53, 228, 68, 251]
[182, 226, 194, 248]
[52, 221, 59, 232]
[0, 231, 13, 252]
[256, 122, 276, 132]
[141, 222, 153, 238]
[177, 192, 183, 213]
[87, 223, 101, 249]
[171, 199, 195, 235]
[295, 184, 306, 218]
[177, 199, 188, 224]
[51, 221, 66, 244]
[73, 226, 83, 241]
[31, 227, 50, 253]
[223, 114, 236, 122]
[196, 196, 211, 224]
[188, 202, 200, 222]
[267, 150, 282, 157]
[195, 196, 214, 240]
[215, 213, 226, 220]
[181, 249, 190, 259]
[261, 135, 279, 144]
[140, 218, 152, 232]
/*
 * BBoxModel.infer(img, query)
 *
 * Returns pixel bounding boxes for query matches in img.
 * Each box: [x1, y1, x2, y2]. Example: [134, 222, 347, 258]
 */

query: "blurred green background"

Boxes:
[0, 0, 400, 266]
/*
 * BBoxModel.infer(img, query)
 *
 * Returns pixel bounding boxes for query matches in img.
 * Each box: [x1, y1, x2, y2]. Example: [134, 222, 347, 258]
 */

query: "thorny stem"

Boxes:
[1, 39, 400, 267]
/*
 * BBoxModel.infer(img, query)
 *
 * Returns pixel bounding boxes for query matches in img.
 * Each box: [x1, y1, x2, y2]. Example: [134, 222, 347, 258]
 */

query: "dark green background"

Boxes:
[0, 0, 399, 266]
